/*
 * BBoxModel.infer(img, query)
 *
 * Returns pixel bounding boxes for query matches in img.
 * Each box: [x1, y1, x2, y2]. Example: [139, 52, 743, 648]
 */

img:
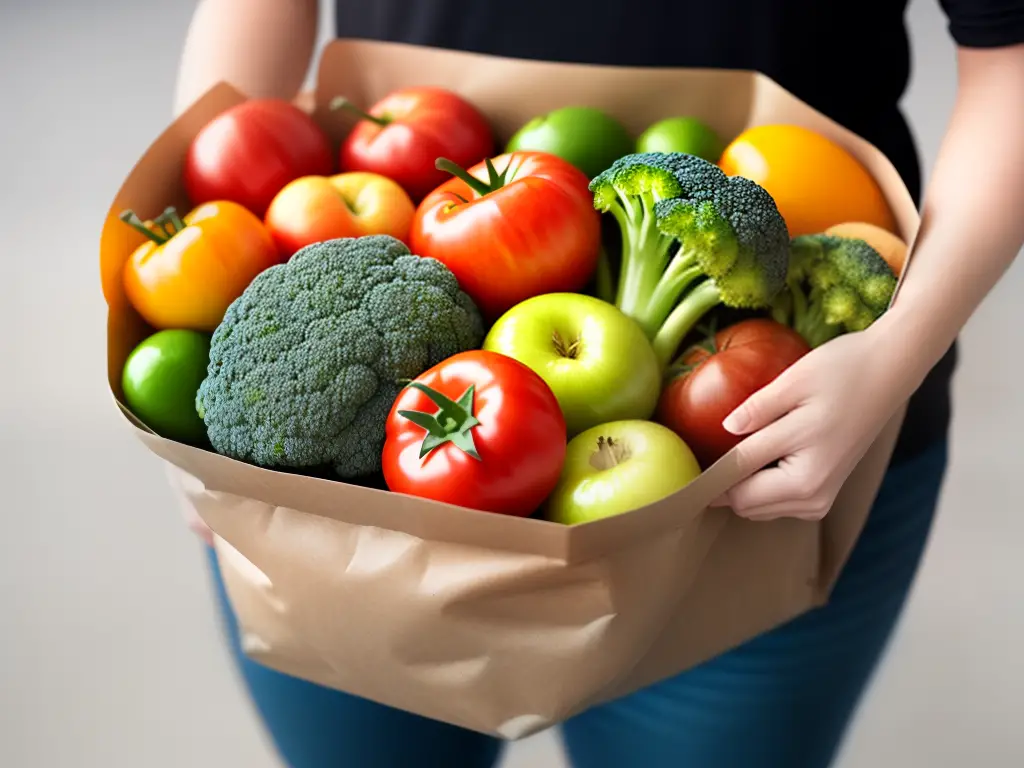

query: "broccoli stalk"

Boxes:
[590, 152, 791, 368]
[770, 234, 898, 348]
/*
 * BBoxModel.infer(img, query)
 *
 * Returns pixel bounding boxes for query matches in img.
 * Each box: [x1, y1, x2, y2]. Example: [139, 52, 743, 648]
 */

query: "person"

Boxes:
[173, 2, 1024, 766]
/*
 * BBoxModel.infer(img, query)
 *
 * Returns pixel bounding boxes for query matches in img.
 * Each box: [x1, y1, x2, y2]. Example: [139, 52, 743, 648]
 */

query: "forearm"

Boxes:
[871, 44, 1024, 397]
[173, 0, 320, 115]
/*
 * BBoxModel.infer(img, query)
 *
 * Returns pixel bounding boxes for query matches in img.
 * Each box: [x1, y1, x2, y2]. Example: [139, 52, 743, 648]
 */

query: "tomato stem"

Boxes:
[397, 381, 482, 461]
[329, 96, 390, 127]
[119, 209, 168, 245]
[435, 158, 493, 197]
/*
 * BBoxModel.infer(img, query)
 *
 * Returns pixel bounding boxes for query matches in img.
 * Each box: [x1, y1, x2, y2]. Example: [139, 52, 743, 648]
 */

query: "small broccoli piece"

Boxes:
[771, 233, 898, 348]
[195, 235, 485, 478]
[590, 151, 790, 368]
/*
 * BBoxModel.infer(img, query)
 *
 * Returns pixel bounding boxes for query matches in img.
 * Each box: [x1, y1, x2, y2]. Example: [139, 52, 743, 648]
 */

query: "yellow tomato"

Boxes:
[719, 124, 897, 237]
[121, 201, 280, 333]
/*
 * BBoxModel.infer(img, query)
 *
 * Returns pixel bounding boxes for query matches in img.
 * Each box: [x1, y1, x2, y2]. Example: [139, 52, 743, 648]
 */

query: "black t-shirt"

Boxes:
[337, 0, 1024, 465]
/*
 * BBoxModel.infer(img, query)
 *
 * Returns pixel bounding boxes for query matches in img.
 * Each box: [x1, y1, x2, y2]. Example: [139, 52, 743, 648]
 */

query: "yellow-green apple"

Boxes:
[482, 293, 661, 436]
[544, 420, 702, 524]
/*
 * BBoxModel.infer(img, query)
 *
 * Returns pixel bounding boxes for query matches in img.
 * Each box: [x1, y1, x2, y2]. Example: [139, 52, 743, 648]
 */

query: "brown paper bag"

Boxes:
[101, 39, 918, 739]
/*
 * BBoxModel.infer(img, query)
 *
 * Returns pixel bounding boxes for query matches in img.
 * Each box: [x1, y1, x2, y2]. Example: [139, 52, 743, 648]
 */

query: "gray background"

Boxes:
[2, 1, 1022, 766]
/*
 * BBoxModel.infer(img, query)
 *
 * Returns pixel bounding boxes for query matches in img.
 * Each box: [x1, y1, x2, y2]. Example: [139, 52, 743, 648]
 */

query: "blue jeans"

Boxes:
[206, 440, 948, 768]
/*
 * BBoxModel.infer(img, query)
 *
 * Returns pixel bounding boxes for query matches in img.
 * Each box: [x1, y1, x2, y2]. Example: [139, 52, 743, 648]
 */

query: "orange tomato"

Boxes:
[121, 201, 280, 333]
[263, 171, 416, 259]
[825, 221, 908, 277]
[719, 124, 897, 237]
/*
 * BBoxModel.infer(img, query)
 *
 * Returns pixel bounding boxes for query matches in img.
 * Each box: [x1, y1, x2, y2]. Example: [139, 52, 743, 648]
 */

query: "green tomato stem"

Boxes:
[119, 209, 168, 245]
[435, 157, 508, 198]
[397, 381, 482, 461]
[329, 96, 390, 127]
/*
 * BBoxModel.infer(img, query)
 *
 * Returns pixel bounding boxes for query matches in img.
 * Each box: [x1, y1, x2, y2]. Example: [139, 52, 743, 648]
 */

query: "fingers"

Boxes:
[722, 365, 806, 436]
[722, 460, 837, 521]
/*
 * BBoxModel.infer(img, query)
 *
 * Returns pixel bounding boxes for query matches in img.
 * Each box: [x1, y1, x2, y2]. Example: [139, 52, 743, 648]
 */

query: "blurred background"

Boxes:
[2, 0, 1022, 766]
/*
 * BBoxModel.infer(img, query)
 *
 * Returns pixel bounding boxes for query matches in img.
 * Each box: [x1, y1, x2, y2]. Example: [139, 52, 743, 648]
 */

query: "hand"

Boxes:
[710, 328, 908, 521]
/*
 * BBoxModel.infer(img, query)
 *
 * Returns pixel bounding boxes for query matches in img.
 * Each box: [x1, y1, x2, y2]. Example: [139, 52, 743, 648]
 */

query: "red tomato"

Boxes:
[383, 350, 567, 516]
[656, 318, 811, 468]
[409, 151, 602, 321]
[334, 87, 494, 202]
[184, 99, 334, 218]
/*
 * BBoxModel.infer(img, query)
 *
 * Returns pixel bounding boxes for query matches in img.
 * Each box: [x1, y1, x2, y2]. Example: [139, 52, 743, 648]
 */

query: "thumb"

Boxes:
[722, 370, 802, 436]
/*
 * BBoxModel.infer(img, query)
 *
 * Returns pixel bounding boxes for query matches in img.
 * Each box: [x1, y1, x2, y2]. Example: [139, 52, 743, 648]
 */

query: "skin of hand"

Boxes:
[713, 43, 1024, 521]
[173, 0, 320, 116]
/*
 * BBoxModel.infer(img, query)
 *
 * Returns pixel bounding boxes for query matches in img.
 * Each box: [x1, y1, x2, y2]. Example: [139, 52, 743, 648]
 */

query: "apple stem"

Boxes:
[551, 330, 581, 359]
[589, 436, 631, 471]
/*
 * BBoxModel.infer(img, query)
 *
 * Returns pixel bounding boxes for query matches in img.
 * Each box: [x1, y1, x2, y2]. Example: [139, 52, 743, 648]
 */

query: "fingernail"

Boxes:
[722, 407, 748, 434]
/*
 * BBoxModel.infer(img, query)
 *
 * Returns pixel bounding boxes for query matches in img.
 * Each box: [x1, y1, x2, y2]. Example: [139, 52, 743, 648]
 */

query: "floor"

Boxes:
[2, 1, 1022, 766]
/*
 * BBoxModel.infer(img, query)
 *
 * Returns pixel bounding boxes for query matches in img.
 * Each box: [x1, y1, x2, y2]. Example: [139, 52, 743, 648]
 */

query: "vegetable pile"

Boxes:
[119, 89, 906, 523]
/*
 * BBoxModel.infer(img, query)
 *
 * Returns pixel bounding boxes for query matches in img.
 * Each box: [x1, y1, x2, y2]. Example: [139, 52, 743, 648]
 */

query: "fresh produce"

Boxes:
[482, 293, 661, 436]
[656, 319, 810, 467]
[195, 235, 485, 478]
[505, 106, 634, 180]
[122, 329, 211, 445]
[718, 124, 897, 237]
[590, 152, 790, 367]
[410, 152, 602, 320]
[264, 171, 416, 258]
[382, 350, 567, 515]
[120, 202, 280, 333]
[636, 117, 723, 163]
[332, 87, 494, 201]
[825, 221, 908, 277]
[770, 233, 898, 348]
[183, 99, 334, 218]
[544, 420, 702, 524]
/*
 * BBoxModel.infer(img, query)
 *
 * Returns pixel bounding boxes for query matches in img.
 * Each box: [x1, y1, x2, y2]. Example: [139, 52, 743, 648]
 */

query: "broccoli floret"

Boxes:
[590, 152, 790, 367]
[195, 235, 485, 478]
[771, 233, 898, 348]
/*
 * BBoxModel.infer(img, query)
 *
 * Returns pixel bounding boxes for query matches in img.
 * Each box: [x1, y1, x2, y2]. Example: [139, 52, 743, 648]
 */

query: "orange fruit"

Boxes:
[719, 124, 897, 237]
[825, 221, 908, 277]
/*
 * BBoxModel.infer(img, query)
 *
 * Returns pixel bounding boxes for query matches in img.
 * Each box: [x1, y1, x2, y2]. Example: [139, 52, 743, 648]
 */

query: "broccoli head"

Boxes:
[195, 235, 485, 478]
[590, 151, 790, 367]
[771, 233, 898, 348]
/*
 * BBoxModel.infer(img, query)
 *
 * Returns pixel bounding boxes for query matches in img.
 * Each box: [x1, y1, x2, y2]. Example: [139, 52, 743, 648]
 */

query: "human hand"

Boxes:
[710, 328, 911, 521]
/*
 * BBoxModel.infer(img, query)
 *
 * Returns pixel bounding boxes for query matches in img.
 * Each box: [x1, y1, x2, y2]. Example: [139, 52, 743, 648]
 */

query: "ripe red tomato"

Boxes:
[656, 318, 811, 468]
[382, 350, 567, 516]
[409, 151, 602, 321]
[334, 87, 494, 202]
[184, 99, 334, 218]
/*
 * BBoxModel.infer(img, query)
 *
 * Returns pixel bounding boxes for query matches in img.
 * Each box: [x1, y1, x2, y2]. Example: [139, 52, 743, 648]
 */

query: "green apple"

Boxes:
[636, 117, 724, 163]
[482, 293, 660, 436]
[544, 420, 702, 525]
[505, 106, 634, 179]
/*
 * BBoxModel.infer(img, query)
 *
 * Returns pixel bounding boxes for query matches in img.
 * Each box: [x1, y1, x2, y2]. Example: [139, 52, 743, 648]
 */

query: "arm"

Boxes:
[716, 43, 1024, 519]
[173, 0, 320, 115]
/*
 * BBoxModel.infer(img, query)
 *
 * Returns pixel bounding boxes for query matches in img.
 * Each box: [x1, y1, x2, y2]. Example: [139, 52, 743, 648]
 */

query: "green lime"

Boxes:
[505, 106, 634, 179]
[636, 117, 724, 162]
[122, 329, 211, 444]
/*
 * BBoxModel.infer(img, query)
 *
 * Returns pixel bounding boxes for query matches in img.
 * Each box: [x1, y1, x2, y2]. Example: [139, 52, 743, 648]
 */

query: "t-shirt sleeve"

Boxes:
[938, 0, 1024, 47]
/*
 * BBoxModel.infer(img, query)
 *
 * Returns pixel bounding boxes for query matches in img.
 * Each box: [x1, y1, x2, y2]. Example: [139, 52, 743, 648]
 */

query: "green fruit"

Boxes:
[505, 106, 634, 179]
[122, 329, 211, 444]
[636, 117, 724, 162]
[482, 293, 660, 436]
[544, 420, 702, 525]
